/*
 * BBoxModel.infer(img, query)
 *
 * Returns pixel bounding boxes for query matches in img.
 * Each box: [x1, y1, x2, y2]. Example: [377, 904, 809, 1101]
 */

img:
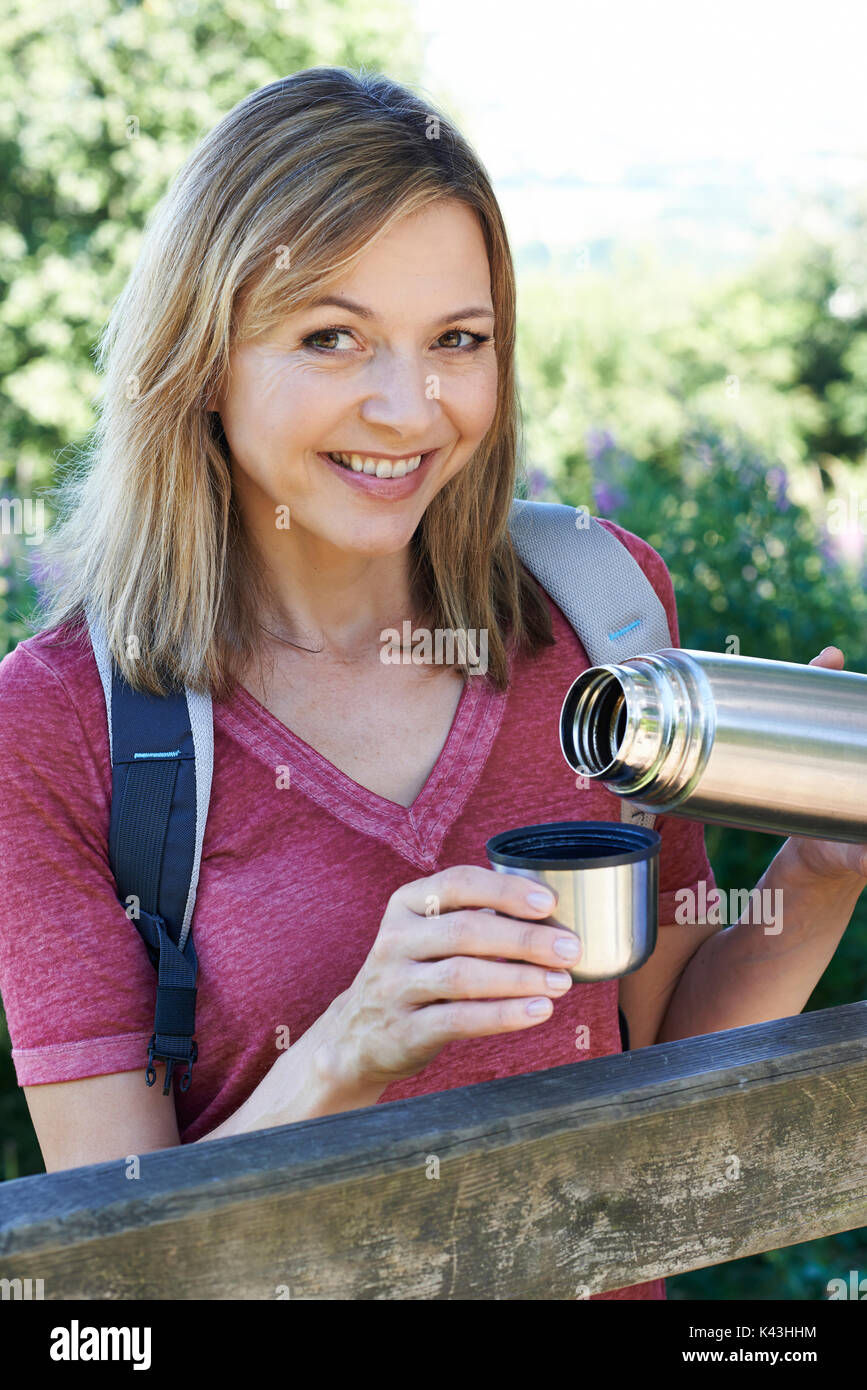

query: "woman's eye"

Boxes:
[302, 328, 356, 352]
[438, 328, 486, 350]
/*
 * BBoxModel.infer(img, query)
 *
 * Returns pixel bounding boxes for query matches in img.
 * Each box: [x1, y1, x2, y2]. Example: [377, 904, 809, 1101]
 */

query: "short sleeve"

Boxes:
[596, 519, 717, 922]
[0, 639, 156, 1085]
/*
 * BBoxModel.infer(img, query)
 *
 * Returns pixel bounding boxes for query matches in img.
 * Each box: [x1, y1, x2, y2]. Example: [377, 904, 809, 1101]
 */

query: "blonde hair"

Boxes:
[33, 66, 554, 698]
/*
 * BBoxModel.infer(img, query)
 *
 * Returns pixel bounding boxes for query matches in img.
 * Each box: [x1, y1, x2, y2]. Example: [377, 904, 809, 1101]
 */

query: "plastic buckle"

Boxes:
[179, 1039, 199, 1093]
[145, 1034, 198, 1095]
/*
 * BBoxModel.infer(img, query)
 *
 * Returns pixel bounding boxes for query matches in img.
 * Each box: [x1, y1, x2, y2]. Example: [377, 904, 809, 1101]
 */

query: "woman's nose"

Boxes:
[357, 349, 442, 436]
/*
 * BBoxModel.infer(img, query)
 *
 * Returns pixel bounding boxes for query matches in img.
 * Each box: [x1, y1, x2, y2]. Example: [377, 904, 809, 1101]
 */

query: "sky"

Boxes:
[407, 0, 867, 265]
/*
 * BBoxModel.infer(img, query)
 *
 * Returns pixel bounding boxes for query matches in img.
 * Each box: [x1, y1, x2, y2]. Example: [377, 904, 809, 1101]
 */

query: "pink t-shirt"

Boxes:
[0, 519, 716, 1300]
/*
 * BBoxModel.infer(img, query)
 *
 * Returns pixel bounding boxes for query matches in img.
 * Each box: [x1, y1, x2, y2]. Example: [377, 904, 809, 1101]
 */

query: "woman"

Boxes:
[0, 68, 864, 1302]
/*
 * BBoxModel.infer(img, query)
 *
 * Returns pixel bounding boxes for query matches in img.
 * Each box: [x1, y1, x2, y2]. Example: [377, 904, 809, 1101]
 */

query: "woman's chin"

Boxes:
[297, 510, 423, 559]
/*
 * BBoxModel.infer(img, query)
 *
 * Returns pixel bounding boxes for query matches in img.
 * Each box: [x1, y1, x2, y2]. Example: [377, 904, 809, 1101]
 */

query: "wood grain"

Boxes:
[2, 1001, 866, 1299]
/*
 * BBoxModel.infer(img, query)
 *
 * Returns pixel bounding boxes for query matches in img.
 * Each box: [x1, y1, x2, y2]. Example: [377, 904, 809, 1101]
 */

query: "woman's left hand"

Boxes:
[779, 645, 867, 885]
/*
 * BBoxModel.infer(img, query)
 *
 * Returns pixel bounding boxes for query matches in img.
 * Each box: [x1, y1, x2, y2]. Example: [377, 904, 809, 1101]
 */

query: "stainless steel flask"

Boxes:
[559, 649, 867, 843]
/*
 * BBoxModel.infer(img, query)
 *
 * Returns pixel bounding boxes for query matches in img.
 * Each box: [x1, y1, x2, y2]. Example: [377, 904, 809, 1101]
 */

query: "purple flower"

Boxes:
[586, 428, 616, 463]
[593, 480, 627, 514]
[527, 467, 549, 499]
[766, 466, 790, 511]
[27, 549, 59, 604]
[819, 532, 843, 570]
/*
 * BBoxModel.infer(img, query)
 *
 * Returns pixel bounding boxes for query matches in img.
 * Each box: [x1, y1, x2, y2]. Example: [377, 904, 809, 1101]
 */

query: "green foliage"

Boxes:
[516, 207, 867, 504]
[577, 419, 867, 675]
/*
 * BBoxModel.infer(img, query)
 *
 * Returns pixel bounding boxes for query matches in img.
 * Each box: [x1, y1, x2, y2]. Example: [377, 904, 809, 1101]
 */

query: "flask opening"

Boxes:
[581, 672, 627, 772]
[561, 667, 629, 775]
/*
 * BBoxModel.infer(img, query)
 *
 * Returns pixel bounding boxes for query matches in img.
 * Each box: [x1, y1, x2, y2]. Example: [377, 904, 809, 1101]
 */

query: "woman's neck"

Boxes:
[255, 532, 419, 665]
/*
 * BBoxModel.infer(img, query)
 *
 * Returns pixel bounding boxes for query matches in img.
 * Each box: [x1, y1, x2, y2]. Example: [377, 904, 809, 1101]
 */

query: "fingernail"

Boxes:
[526, 997, 553, 1016]
[554, 934, 581, 959]
[546, 971, 572, 990]
[526, 889, 556, 911]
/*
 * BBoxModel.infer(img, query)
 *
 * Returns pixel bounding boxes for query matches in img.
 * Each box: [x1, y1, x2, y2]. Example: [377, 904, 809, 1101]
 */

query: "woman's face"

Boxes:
[213, 198, 498, 558]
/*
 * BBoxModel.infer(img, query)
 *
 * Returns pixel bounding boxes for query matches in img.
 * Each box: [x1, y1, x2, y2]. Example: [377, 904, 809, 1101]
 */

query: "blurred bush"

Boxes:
[516, 209, 867, 491]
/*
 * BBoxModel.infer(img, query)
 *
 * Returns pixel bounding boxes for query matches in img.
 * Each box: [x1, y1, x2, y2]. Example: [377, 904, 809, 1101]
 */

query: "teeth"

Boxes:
[326, 451, 424, 478]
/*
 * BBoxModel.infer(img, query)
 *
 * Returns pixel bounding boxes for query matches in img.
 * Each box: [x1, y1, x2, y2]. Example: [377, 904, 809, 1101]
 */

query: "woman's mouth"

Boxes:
[323, 450, 426, 478]
[316, 447, 439, 498]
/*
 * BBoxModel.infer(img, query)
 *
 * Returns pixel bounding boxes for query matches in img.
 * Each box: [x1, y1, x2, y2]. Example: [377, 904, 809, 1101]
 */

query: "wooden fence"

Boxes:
[2, 1000, 866, 1299]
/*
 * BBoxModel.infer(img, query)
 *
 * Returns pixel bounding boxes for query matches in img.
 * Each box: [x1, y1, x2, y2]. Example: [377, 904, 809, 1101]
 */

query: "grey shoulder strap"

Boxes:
[507, 498, 672, 665]
[507, 499, 673, 830]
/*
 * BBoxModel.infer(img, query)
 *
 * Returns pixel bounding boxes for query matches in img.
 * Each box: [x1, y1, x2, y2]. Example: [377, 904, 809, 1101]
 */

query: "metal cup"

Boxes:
[486, 820, 660, 981]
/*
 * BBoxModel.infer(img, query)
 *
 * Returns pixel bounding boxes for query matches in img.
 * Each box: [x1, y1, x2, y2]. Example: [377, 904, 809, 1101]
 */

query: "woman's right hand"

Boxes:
[322, 863, 583, 1096]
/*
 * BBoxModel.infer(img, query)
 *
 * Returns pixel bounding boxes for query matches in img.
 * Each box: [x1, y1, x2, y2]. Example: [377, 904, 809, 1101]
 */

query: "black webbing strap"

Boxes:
[133, 907, 199, 1095]
[112, 754, 178, 915]
[107, 666, 201, 1096]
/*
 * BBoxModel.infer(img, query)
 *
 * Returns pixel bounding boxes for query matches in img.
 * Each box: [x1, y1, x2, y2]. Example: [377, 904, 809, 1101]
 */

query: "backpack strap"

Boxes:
[508, 499, 672, 664]
[86, 604, 213, 1095]
[507, 499, 673, 833]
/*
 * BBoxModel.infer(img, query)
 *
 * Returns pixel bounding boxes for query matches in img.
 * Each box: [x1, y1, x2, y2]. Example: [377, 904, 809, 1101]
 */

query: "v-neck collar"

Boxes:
[219, 658, 512, 869]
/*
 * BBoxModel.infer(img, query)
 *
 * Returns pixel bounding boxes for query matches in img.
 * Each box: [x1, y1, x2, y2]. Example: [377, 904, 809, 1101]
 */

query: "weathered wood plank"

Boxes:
[1, 1001, 866, 1299]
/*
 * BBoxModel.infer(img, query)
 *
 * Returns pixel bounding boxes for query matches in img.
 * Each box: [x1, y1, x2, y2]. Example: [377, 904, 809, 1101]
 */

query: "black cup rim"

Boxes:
[486, 819, 661, 870]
